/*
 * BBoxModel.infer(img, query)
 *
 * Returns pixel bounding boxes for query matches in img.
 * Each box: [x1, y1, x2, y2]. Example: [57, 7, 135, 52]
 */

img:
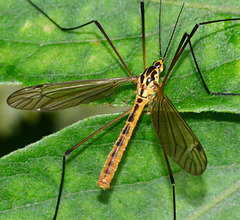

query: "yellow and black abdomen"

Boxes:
[97, 96, 148, 189]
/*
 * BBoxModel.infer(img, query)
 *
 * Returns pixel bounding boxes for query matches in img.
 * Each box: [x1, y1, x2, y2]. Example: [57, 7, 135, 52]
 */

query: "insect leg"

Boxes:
[162, 18, 240, 95]
[185, 28, 240, 95]
[162, 150, 176, 220]
[26, 0, 132, 76]
[161, 32, 189, 87]
[53, 109, 131, 220]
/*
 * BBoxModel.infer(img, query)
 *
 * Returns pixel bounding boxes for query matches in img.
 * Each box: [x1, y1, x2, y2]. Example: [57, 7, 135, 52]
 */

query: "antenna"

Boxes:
[159, 0, 162, 58]
[141, 0, 146, 69]
[163, 3, 185, 58]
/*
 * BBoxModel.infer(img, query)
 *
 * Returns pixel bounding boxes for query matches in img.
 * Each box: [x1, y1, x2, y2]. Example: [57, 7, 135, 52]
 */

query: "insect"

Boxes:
[6, 0, 240, 219]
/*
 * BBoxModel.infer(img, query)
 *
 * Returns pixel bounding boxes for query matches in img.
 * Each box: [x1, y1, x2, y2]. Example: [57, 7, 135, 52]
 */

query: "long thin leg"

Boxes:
[161, 18, 240, 95]
[141, 0, 146, 69]
[186, 31, 240, 95]
[162, 150, 176, 220]
[26, 0, 133, 77]
[53, 109, 131, 220]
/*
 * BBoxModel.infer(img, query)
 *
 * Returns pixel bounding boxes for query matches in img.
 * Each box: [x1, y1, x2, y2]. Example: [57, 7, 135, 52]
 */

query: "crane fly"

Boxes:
[7, 0, 240, 219]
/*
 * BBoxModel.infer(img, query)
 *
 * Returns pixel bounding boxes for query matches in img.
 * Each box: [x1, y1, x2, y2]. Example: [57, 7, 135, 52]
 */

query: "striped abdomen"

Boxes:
[97, 96, 148, 189]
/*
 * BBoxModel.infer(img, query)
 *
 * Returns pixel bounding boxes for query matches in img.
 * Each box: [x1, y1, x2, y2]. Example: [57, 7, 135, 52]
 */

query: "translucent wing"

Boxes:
[7, 77, 136, 111]
[151, 89, 207, 175]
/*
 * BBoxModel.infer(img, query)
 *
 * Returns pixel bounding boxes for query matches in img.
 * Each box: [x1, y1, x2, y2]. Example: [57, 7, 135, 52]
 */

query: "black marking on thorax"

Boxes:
[140, 66, 158, 86]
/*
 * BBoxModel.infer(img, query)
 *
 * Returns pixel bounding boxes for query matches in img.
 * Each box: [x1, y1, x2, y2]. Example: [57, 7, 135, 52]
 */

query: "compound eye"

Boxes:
[163, 64, 166, 71]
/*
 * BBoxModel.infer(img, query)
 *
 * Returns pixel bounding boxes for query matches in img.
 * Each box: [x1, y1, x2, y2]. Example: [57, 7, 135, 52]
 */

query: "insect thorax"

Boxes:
[137, 66, 160, 100]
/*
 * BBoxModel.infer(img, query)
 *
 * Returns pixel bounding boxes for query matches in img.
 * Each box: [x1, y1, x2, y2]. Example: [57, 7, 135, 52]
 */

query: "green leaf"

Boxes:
[1, 0, 240, 220]
[0, 112, 239, 219]
[1, 0, 240, 113]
